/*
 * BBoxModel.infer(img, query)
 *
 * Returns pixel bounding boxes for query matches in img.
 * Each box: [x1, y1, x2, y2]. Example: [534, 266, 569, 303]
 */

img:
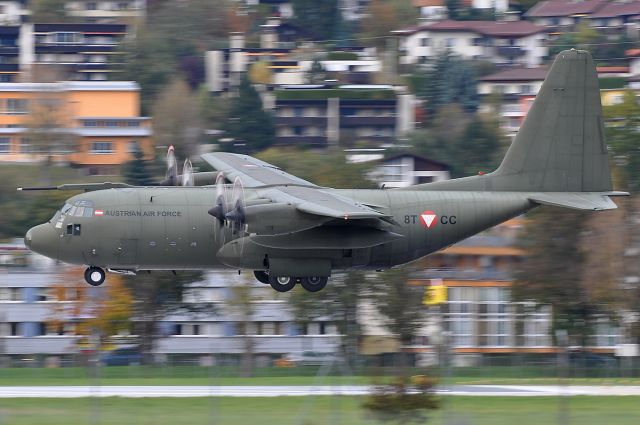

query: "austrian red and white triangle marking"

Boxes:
[419, 211, 437, 229]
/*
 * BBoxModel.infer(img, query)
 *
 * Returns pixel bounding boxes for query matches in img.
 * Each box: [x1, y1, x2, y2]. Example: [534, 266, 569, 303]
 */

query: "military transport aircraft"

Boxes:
[20, 50, 628, 293]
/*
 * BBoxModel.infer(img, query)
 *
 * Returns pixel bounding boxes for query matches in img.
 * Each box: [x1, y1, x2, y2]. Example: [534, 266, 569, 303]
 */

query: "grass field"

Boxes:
[0, 396, 638, 425]
[2, 365, 640, 387]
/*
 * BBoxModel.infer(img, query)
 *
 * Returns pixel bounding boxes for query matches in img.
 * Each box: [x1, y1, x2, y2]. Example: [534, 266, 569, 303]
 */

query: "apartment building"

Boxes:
[526, 0, 640, 36]
[65, 1, 146, 24]
[0, 1, 28, 25]
[0, 81, 152, 174]
[0, 242, 340, 361]
[394, 20, 548, 67]
[369, 153, 450, 188]
[478, 67, 547, 138]
[0, 25, 19, 82]
[270, 85, 415, 147]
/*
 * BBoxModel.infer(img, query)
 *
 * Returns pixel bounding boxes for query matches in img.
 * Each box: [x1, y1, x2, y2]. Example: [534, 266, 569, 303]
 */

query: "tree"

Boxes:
[306, 59, 326, 85]
[31, 0, 71, 22]
[122, 148, 156, 186]
[291, 0, 340, 41]
[48, 270, 134, 344]
[248, 62, 273, 85]
[152, 77, 204, 159]
[513, 208, 609, 346]
[604, 90, 640, 192]
[257, 148, 376, 188]
[226, 275, 256, 377]
[368, 268, 426, 349]
[288, 271, 366, 367]
[415, 51, 479, 116]
[224, 76, 275, 153]
[123, 271, 207, 364]
[361, 0, 417, 49]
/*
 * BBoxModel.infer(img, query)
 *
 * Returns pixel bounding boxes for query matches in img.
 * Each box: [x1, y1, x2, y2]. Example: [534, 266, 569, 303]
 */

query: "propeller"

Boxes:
[181, 159, 194, 186]
[164, 145, 178, 186]
[208, 172, 229, 244]
[226, 177, 246, 235]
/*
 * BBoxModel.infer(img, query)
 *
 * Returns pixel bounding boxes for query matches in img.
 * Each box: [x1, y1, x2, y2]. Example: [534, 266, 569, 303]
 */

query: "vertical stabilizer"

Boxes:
[493, 49, 612, 192]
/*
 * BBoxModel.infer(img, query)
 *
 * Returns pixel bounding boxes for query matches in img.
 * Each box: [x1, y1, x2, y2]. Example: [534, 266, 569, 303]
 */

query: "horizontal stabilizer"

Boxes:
[251, 226, 403, 249]
[528, 192, 628, 211]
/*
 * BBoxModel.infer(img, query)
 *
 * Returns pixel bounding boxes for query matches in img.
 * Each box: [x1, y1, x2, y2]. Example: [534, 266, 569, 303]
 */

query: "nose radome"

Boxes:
[25, 224, 59, 260]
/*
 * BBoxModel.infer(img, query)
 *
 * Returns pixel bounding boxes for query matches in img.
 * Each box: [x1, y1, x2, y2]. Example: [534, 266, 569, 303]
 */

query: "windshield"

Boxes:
[52, 200, 95, 227]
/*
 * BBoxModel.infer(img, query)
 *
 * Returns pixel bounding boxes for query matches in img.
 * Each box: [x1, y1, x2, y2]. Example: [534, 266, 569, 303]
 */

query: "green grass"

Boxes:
[2, 365, 640, 386]
[0, 396, 638, 425]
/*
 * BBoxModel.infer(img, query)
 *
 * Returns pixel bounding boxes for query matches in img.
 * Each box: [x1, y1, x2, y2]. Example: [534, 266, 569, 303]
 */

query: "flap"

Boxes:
[528, 192, 624, 211]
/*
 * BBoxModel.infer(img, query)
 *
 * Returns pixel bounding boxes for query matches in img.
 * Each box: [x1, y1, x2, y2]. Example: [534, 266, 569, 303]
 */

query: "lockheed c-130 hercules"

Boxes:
[21, 50, 629, 293]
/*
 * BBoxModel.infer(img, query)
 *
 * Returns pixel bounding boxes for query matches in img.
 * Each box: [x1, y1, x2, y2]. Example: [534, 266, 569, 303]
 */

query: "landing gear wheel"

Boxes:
[269, 275, 295, 293]
[84, 267, 105, 286]
[300, 276, 328, 292]
[254, 270, 269, 284]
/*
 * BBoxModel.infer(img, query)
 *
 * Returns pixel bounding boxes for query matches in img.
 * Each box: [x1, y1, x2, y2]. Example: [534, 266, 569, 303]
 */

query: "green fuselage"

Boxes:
[26, 187, 534, 273]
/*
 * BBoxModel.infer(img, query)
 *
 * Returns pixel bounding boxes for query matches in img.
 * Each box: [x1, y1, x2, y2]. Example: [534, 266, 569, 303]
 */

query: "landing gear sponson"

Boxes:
[253, 270, 328, 293]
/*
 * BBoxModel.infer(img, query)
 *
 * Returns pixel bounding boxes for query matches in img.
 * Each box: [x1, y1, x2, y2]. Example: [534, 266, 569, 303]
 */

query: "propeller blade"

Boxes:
[159, 145, 178, 186]
[208, 172, 228, 223]
[181, 159, 194, 186]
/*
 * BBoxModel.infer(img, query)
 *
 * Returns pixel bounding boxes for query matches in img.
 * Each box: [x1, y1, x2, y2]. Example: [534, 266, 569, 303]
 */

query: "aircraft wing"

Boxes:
[202, 152, 395, 223]
[201, 152, 318, 188]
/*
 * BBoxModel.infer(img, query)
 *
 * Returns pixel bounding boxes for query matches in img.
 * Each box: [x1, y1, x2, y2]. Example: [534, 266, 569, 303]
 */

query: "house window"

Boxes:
[128, 140, 139, 153]
[446, 38, 456, 47]
[0, 137, 10, 153]
[520, 84, 532, 94]
[54, 32, 81, 44]
[90, 141, 114, 153]
[20, 138, 30, 153]
[0, 74, 11, 82]
[86, 2, 97, 10]
[6, 98, 28, 114]
[420, 37, 429, 47]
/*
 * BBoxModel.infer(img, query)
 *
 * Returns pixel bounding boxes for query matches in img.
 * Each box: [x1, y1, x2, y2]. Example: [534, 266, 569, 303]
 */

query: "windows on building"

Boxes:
[90, 141, 114, 154]
[0, 137, 10, 153]
[6, 98, 28, 114]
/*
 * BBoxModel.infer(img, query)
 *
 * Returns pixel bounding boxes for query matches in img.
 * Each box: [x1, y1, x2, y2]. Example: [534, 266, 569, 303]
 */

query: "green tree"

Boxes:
[123, 149, 156, 186]
[256, 148, 376, 188]
[604, 90, 640, 192]
[291, 0, 340, 41]
[306, 59, 326, 85]
[513, 208, 607, 346]
[224, 76, 275, 153]
[416, 51, 479, 116]
[361, 0, 418, 48]
[446, 0, 462, 20]
[31, 0, 71, 22]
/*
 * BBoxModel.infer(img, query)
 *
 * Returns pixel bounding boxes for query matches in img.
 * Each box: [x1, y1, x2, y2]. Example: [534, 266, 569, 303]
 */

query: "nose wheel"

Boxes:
[84, 266, 106, 286]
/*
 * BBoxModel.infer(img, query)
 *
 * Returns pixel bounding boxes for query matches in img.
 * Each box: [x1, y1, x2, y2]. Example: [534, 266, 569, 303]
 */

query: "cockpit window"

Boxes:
[69, 206, 77, 217]
[76, 207, 85, 217]
[61, 203, 72, 214]
[83, 208, 94, 217]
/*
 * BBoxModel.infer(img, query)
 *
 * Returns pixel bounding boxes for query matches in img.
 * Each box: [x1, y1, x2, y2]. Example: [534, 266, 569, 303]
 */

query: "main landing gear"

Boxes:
[254, 271, 328, 293]
[84, 266, 106, 286]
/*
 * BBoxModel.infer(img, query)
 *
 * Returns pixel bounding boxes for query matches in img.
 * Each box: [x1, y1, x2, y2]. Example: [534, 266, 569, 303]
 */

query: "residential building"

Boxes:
[0, 25, 20, 82]
[525, 0, 608, 33]
[478, 67, 547, 138]
[369, 153, 450, 188]
[0, 1, 29, 25]
[412, 0, 448, 20]
[65, 1, 147, 24]
[24, 22, 128, 81]
[526, 0, 640, 36]
[394, 20, 548, 67]
[269, 85, 415, 147]
[0, 241, 340, 362]
[0, 81, 152, 175]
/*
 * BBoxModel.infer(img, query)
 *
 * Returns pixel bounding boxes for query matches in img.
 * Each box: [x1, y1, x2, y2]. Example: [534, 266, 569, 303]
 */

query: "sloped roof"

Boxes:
[589, 1, 640, 18]
[526, 0, 608, 17]
[626, 48, 640, 57]
[394, 20, 546, 37]
[479, 67, 548, 82]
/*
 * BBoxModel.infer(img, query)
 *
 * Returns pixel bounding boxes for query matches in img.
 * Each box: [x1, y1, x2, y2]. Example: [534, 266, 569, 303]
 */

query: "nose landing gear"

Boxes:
[84, 266, 106, 286]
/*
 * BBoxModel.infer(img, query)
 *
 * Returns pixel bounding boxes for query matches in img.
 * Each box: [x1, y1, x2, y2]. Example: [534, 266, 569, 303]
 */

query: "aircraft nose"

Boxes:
[25, 224, 59, 260]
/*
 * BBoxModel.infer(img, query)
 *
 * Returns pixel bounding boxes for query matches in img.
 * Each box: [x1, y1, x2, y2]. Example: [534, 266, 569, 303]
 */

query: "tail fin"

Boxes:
[493, 49, 612, 192]
[412, 49, 614, 194]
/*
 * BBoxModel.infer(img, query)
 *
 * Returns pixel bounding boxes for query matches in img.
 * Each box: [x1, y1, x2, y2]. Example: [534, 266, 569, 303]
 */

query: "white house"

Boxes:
[394, 20, 548, 67]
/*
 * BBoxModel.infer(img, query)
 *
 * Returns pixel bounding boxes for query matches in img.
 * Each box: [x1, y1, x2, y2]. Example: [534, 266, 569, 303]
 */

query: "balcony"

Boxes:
[496, 46, 526, 58]
[275, 136, 328, 146]
[275, 116, 327, 126]
[0, 63, 19, 72]
[341, 116, 396, 127]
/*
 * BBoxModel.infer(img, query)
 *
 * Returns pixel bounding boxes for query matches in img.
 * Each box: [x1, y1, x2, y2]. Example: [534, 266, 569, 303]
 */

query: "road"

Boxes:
[1, 385, 639, 398]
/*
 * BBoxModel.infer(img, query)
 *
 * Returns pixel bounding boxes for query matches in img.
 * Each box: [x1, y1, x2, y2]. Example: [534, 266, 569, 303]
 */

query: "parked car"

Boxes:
[101, 347, 143, 366]
[568, 351, 615, 368]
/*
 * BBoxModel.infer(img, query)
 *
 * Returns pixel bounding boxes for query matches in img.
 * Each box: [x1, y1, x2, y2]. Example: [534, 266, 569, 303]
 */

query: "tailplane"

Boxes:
[412, 49, 620, 199]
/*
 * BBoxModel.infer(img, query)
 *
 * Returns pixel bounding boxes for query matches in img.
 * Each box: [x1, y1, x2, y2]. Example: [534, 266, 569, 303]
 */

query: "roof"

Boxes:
[382, 152, 451, 170]
[479, 67, 548, 82]
[626, 48, 640, 57]
[596, 66, 629, 73]
[394, 20, 546, 37]
[412, 0, 446, 6]
[525, 0, 608, 18]
[589, 1, 640, 18]
[0, 81, 139, 92]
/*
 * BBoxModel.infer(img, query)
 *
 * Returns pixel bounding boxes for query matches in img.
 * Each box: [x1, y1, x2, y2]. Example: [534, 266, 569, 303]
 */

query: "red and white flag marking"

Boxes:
[419, 210, 437, 229]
